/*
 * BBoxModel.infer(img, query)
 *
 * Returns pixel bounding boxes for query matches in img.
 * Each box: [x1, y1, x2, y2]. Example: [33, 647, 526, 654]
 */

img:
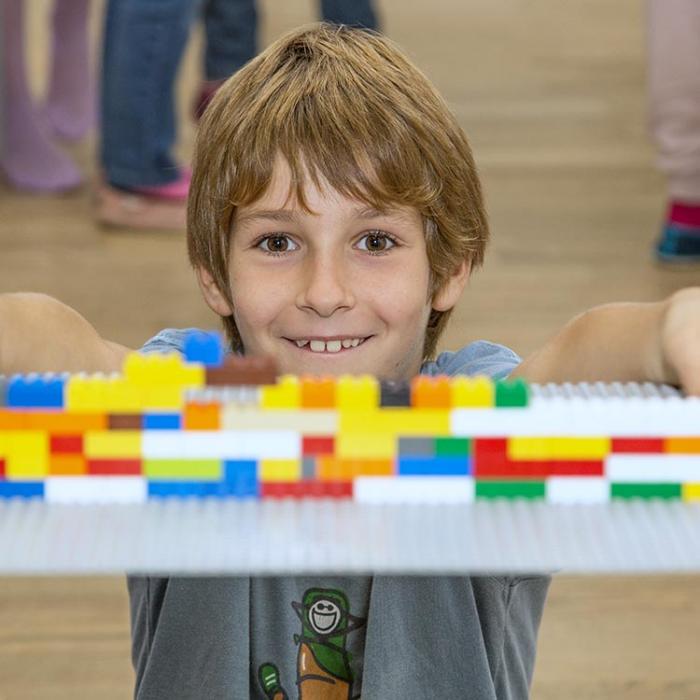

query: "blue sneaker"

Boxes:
[655, 223, 700, 263]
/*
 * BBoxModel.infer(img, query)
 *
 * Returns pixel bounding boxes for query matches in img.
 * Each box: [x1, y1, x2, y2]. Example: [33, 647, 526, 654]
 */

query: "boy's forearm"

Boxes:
[512, 300, 671, 385]
[0, 293, 130, 375]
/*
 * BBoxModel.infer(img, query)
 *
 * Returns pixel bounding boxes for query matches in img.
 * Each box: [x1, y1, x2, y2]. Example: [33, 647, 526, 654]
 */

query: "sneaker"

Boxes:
[655, 223, 700, 263]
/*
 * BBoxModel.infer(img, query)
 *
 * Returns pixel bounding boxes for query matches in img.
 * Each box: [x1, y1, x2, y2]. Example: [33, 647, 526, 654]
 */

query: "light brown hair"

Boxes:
[188, 22, 489, 359]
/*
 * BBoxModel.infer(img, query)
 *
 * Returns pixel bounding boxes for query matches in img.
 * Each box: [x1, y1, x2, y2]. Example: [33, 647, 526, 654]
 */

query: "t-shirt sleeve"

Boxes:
[140, 328, 200, 356]
[421, 341, 521, 380]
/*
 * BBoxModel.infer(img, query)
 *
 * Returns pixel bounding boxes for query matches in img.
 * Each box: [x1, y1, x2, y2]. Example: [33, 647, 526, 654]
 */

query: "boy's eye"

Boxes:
[357, 231, 397, 254]
[257, 235, 298, 254]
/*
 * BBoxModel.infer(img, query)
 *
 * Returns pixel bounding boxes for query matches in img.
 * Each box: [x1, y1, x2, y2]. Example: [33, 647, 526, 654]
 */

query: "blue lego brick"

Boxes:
[397, 456, 471, 476]
[184, 330, 225, 366]
[224, 460, 259, 498]
[7, 374, 66, 408]
[148, 481, 227, 498]
[0, 376, 7, 406]
[0, 481, 45, 498]
[144, 413, 182, 430]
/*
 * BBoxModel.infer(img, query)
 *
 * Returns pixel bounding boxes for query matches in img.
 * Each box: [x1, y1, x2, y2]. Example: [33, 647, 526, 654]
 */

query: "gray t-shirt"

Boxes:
[129, 329, 550, 699]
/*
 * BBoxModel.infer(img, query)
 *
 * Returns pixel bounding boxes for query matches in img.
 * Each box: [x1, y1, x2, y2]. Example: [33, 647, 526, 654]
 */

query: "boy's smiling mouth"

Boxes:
[285, 336, 371, 354]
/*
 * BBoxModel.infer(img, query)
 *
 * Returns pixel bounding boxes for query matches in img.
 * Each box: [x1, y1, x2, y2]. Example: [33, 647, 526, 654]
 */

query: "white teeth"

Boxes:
[298, 337, 365, 352]
[341, 339, 353, 349]
[309, 340, 326, 353]
[295, 340, 309, 348]
[350, 338, 360, 347]
[326, 340, 342, 353]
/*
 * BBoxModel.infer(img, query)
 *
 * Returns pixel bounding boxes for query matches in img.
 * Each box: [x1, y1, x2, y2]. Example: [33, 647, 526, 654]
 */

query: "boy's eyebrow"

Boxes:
[234, 205, 413, 226]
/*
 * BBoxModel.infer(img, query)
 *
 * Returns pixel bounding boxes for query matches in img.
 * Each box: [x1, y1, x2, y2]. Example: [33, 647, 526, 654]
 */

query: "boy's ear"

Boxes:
[431, 259, 471, 312]
[195, 266, 234, 317]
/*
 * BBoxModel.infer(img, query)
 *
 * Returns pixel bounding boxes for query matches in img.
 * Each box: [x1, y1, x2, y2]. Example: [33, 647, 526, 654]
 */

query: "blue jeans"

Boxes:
[101, 0, 378, 189]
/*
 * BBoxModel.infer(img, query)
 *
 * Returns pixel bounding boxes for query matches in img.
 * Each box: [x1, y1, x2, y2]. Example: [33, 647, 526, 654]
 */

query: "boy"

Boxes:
[1, 23, 699, 699]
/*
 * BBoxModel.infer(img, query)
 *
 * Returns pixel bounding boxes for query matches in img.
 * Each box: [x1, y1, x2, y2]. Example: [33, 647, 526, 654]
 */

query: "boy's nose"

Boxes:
[296, 253, 355, 317]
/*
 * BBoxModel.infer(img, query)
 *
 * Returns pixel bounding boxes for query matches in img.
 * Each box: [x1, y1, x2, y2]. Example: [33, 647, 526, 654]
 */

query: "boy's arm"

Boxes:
[0, 293, 132, 375]
[511, 287, 700, 396]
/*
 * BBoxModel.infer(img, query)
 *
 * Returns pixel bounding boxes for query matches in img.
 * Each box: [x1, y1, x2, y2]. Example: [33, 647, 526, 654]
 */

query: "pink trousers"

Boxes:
[648, 0, 700, 201]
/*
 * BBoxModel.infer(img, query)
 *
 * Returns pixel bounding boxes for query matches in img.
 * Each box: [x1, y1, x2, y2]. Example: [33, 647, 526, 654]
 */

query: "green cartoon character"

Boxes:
[258, 588, 365, 700]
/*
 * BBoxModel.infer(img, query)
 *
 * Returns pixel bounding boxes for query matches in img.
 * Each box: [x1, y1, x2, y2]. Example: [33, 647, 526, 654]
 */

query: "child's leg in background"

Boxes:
[648, 0, 700, 260]
[195, 0, 257, 118]
[319, 0, 379, 30]
[100, 0, 196, 191]
[0, 0, 82, 192]
[44, 0, 95, 142]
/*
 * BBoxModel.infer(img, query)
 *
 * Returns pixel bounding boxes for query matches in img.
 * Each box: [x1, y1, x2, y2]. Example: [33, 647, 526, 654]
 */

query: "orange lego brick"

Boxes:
[411, 376, 451, 408]
[300, 377, 335, 408]
[0, 410, 27, 429]
[49, 454, 87, 476]
[24, 412, 106, 433]
[665, 437, 700, 453]
[184, 403, 221, 430]
[316, 457, 394, 480]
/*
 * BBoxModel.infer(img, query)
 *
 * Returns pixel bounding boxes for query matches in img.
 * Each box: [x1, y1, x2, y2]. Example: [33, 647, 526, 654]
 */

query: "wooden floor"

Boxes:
[1, 0, 699, 697]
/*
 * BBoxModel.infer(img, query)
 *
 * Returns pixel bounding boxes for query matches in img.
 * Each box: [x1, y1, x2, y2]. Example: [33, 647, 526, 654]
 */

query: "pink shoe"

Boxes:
[134, 167, 191, 201]
[193, 80, 225, 121]
[94, 181, 186, 232]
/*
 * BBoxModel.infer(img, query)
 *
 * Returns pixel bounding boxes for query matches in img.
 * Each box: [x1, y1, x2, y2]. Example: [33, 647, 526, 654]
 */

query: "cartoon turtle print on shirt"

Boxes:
[258, 587, 366, 700]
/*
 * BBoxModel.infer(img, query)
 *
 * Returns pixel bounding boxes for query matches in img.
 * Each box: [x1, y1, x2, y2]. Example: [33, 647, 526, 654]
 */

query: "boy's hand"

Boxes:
[658, 287, 700, 396]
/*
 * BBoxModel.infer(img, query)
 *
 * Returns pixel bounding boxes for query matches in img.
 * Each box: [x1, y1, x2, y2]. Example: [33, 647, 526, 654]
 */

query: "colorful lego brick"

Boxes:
[148, 481, 226, 498]
[612, 438, 665, 453]
[261, 480, 353, 499]
[451, 376, 494, 408]
[302, 456, 316, 480]
[143, 413, 181, 430]
[65, 374, 136, 412]
[260, 375, 300, 409]
[184, 403, 221, 430]
[184, 330, 225, 366]
[508, 437, 610, 461]
[340, 409, 450, 436]
[300, 377, 335, 408]
[108, 414, 143, 430]
[123, 352, 205, 388]
[398, 437, 434, 457]
[49, 435, 83, 454]
[546, 477, 608, 504]
[665, 438, 700, 453]
[25, 411, 106, 433]
[336, 376, 380, 410]
[398, 456, 470, 476]
[354, 476, 474, 504]
[7, 373, 66, 408]
[84, 431, 142, 458]
[0, 376, 6, 406]
[0, 481, 44, 498]
[336, 432, 395, 460]
[302, 436, 334, 456]
[411, 376, 451, 408]
[0, 457, 5, 478]
[475, 480, 545, 499]
[0, 410, 26, 429]
[88, 459, 142, 475]
[205, 355, 276, 386]
[611, 483, 681, 500]
[142, 385, 187, 411]
[682, 483, 700, 502]
[4, 431, 49, 478]
[221, 407, 337, 433]
[379, 381, 411, 407]
[260, 459, 301, 481]
[144, 459, 222, 480]
[224, 460, 258, 497]
[494, 378, 529, 407]
[49, 454, 87, 476]
[606, 455, 700, 482]
[435, 437, 471, 456]
[46, 476, 146, 503]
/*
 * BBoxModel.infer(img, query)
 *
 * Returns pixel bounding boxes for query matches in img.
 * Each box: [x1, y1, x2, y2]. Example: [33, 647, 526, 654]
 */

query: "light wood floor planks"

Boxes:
[1, 0, 699, 697]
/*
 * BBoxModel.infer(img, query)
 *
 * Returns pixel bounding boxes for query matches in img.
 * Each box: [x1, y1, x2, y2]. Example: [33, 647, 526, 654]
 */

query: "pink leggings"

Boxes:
[648, 0, 700, 201]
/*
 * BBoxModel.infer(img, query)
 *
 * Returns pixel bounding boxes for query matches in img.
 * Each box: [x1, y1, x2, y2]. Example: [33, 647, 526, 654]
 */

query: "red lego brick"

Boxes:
[87, 459, 142, 475]
[0, 458, 5, 478]
[261, 482, 304, 499]
[50, 434, 83, 454]
[302, 436, 335, 456]
[612, 438, 664, 453]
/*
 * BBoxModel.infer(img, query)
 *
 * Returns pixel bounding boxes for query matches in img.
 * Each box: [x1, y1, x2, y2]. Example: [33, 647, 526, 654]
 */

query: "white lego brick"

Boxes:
[354, 476, 475, 504]
[547, 477, 609, 504]
[142, 430, 301, 459]
[606, 455, 700, 482]
[221, 407, 338, 432]
[46, 477, 147, 504]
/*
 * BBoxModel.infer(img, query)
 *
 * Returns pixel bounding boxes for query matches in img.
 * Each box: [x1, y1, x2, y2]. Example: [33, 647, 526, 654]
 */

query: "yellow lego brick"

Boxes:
[142, 385, 185, 411]
[123, 352, 205, 387]
[5, 431, 49, 478]
[451, 376, 494, 408]
[336, 433, 396, 460]
[84, 431, 142, 458]
[682, 483, 700, 502]
[339, 409, 450, 436]
[65, 374, 108, 412]
[221, 407, 337, 432]
[336, 376, 380, 410]
[260, 375, 301, 409]
[508, 437, 610, 461]
[260, 459, 301, 481]
[103, 379, 143, 412]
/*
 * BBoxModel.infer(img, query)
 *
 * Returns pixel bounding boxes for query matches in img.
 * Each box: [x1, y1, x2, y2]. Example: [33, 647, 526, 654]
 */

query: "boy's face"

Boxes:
[197, 159, 468, 381]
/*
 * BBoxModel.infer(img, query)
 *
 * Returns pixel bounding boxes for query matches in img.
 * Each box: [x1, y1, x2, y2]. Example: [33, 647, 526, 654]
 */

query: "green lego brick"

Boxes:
[144, 459, 222, 480]
[476, 480, 545, 499]
[435, 437, 471, 456]
[494, 378, 529, 407]
[611, 483, 682, 500]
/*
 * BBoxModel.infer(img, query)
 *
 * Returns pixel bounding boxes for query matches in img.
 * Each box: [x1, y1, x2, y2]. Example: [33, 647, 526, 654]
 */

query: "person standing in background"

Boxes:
[648, 0, 700, 263]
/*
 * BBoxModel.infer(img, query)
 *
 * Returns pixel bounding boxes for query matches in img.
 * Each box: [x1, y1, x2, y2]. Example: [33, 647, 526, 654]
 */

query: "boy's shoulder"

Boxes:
[141, 329, 521, 380]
